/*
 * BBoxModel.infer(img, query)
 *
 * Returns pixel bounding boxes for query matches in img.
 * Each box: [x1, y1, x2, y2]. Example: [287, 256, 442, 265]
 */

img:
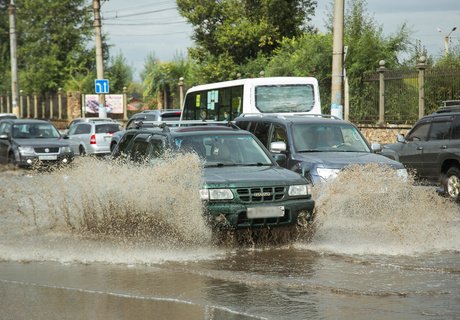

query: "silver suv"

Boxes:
[66, 120, 121, 156]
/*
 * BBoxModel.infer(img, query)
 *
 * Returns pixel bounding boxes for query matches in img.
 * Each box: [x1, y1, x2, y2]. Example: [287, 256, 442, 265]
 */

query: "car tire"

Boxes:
[443, 166, 460, 201]
[7, 152, 18, 169]
[110, 141, 117, 152]
[79, 145, 86, 156]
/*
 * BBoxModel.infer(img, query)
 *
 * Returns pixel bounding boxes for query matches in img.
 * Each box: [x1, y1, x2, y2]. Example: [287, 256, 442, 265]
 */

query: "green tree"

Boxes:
[106, 52, 133, 93]
[177, 0, 317, 82]
[15, 0, 94, 94]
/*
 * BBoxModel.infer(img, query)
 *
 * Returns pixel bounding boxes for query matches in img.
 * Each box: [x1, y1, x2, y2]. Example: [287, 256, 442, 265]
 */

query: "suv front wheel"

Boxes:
[443, 166, 460, 201]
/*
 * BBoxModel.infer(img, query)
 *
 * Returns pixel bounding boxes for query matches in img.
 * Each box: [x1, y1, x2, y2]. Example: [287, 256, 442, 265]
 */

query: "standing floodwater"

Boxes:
[0, 159, 459, 319]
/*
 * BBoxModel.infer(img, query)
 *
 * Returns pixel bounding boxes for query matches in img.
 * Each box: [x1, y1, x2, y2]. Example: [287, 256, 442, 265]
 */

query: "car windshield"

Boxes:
[174, 133, 273, 166]
[96, 123, 120, 134]
[12, 123, 61, 139]
[292, 123, 370, 152]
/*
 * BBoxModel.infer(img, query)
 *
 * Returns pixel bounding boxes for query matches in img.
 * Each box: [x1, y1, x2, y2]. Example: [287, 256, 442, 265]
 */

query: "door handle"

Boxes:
[440, 145, 447, 149]
[416, 146, 423, 150]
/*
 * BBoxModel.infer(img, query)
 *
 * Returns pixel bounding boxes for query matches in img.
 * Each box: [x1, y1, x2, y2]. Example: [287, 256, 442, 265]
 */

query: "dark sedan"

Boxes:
[0, 119, 74, 168]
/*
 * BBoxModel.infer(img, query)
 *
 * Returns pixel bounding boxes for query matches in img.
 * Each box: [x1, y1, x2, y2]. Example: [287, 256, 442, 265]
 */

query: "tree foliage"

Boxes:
[177, 0, 317, 82]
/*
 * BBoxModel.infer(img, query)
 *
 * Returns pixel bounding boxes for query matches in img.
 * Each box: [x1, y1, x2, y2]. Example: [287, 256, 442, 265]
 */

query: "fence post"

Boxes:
[178, 77, 184, 110]
[123, 86, 128, 121]
[33, 92, 38, 118]
[377, 60, 386, 125]
[26, 94, 30, 118]
[416, 56, 427, 119]
[0, 95, 3, 113]
[19, 90, 24, 118]
[58, 88, 63, 120]
[49, 93, 54, 119]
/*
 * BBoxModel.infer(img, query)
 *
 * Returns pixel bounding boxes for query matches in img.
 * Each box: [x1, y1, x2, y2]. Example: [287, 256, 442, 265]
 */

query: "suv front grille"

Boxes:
[236, 186, 285, 203]
[34, 147, 60, 154]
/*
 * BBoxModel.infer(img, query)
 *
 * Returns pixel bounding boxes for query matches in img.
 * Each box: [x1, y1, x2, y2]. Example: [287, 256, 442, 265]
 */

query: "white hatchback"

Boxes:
[66, 120, 121, 156]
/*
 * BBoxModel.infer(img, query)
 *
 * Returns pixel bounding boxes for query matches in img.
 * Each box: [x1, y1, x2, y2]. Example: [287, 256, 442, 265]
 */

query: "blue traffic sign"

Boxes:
[95, 79, 109, 94]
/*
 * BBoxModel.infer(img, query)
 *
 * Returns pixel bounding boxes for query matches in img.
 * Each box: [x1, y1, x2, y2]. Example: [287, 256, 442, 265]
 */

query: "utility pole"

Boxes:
[8, 0, 19, 117]
[330, 0, 344, 119]
[93, 0, 106, 118]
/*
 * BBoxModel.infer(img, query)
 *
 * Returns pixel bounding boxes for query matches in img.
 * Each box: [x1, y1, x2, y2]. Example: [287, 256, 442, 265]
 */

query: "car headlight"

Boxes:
[200, 188, 234, 200]
[396, 168, 408, 180]
[61, 146, 72, 153]
[288, 184, 309, 196]
[18, 146, 35, 156]
[316, 167, 340, 181]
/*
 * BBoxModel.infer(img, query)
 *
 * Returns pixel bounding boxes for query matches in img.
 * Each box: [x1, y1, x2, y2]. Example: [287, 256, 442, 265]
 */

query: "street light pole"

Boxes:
[438, 26, 457, 55]
[93, 0, 106, 118]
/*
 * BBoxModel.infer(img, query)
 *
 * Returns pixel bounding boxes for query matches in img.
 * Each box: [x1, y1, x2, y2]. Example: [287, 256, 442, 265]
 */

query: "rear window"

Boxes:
[96, 123, 120, 134]
[159, 112, 181, 121]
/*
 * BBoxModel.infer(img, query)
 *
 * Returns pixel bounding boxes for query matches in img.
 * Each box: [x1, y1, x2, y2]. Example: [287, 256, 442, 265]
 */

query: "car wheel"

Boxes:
[443, 166, 460, 201]
[110, 141, 117, 152]
[7, 152, 18, 169]
[79, 145, 86, 156]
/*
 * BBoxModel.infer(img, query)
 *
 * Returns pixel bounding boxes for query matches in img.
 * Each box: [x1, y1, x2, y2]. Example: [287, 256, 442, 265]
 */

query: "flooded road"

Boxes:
[1, 158, 459, 319]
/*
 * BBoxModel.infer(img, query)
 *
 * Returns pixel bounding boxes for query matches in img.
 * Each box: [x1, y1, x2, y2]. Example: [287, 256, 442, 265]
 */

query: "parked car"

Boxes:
[234, 114, 408, 184]
[66, 120, 121, 156]
[0, 113, 18, 120]
[380, 106, 460, 200]
[63, 117, 119, 135]
[110, 109, 182, 152]
[0, 119, 74, 168]
[112, 121, 315, 231]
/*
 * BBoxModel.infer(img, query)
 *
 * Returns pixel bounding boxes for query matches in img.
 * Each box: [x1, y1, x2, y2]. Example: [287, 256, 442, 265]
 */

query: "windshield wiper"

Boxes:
[244, 163, 271, 166]
[297, 149, 324, 153]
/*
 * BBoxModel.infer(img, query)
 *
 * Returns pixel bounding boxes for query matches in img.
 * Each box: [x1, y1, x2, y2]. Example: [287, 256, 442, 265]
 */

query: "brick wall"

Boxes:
[358, 125, 411, 145]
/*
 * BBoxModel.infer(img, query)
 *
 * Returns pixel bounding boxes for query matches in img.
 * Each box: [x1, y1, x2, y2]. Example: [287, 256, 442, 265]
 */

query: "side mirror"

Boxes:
[270, 141, 286, 153]
[396, 134, 405, 143]
[370, 142, 382, 153]
[272, 153, 287, 166]
[0, 134, 9, 140]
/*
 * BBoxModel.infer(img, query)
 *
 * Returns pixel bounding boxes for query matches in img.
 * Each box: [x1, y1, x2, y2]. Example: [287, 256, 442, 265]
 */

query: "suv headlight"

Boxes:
[18, 146, 35, 156]
[316, 167, 340, 181]
[200, 188, 234, 200]
[61, 146, 72, 153]
[396, 168, 408, 180]
[288, 184, 309, 196]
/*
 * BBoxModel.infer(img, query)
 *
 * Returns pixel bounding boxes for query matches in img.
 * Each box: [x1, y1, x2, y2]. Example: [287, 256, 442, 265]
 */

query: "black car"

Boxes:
[110, 109, 182, 152]
[112, 121, 315, 232]
[0, 119, 74, 168]
[380, 106, 460, 200]
[235, 114, 408, 184]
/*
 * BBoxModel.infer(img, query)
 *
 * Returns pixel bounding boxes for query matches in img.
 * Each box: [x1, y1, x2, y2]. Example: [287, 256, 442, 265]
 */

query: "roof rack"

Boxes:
[237, 113, 341, 120]
[435, 100, 460, 113]
[134, 120, 233, 130]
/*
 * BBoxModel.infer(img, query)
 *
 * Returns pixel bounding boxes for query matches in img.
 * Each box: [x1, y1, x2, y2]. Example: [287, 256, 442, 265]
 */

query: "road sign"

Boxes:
[95, 79, 109, 94]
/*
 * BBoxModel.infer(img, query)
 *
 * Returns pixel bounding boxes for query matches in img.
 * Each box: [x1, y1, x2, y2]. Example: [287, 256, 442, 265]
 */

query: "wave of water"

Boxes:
[303, 163, 460, 255]
[1, 159, 459, 264]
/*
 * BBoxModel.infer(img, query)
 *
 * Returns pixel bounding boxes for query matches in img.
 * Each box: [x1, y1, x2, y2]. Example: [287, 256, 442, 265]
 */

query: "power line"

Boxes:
[104, 20, 187, 26]
[103, 7, 177, 19]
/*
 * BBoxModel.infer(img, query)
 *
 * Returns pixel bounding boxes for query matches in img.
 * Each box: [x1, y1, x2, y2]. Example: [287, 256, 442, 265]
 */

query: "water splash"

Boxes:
[0, 154, 216, 263]
[304, 163, 460, 255]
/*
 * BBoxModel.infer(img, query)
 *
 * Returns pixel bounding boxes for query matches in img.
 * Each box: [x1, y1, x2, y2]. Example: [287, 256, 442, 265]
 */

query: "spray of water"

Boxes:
[304, 163, 460, 255]
[1, 154, 212, 249]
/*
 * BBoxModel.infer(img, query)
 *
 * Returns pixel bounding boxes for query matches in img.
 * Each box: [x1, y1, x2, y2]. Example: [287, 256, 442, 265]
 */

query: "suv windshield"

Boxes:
[174, 134, 273, 166]
[255, 85, 315, 113]
[13, 123, 60, 139]
[292, 123, 370, 152]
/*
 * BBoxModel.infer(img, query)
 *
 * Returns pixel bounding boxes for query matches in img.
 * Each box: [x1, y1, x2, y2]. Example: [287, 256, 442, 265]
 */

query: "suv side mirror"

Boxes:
[370, 142, 382, 153]
[0, 133, 8, 140]
[396, 134, 405, 143]
[272, 153, 287, 166]
[270, 141, 286, 153]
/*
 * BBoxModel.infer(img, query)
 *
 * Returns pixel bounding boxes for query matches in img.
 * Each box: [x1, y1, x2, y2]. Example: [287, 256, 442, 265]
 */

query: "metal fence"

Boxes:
[0, 92, 68, 120]
[352, 66, 460, 125]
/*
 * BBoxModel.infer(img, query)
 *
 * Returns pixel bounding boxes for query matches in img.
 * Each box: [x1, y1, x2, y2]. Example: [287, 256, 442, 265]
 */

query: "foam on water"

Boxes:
[302, 163, 460, 255]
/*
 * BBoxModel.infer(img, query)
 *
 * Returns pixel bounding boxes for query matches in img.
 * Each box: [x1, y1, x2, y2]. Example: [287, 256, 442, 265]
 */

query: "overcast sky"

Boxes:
[101, 0, 460, 81]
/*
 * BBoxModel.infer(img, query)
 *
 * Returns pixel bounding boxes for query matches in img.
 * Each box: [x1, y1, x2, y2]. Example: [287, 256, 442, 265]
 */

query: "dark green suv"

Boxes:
[381, 106, 460, 201]
[112, 122, 315, 231]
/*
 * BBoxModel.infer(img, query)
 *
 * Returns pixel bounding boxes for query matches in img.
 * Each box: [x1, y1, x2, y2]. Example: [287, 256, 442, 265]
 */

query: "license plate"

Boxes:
[39, 155, 57, 160]
[247, 206, 285, 219]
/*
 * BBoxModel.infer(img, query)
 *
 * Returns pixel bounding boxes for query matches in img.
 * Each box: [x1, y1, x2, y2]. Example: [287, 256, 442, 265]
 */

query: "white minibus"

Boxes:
[180, 76, 321, 121]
